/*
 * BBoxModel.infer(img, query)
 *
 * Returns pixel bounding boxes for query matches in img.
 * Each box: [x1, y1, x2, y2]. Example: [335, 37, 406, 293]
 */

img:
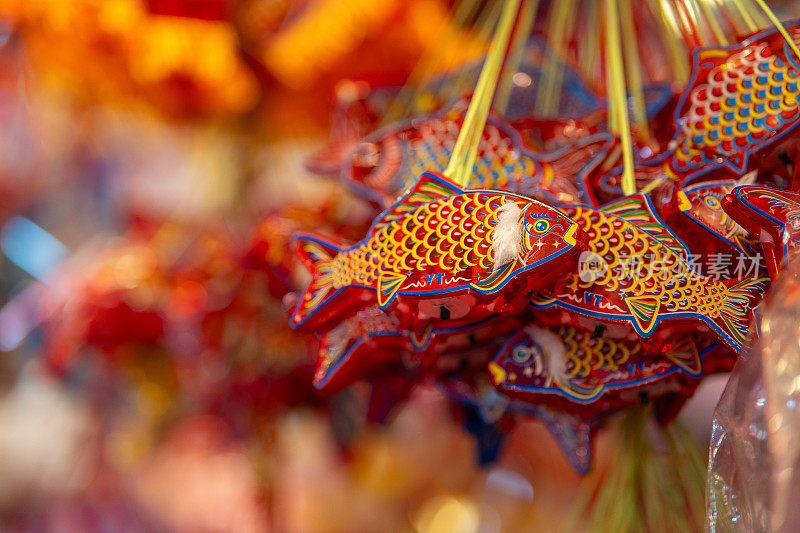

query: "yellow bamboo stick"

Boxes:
[449, 0, 504, 107]
[713, 0, 743, 35]
[732, 0, 758, 32]
[381, 0, 483, 124]
[551, 0, 576, 114]
[445, 0, 522, 186]
[752, 0, 800, 63]
[536, 0, 574, 115]
[605, 0, 637, 195]
[697, 0, 729, 44]
[639, 177, 665, 194]
[495, 0, 540, 114]
[682, 0, 707, 45]
[744, 0, 770, 29]
[653, 0, 690, 85]
[447, 43, 497, 185]
[619, 0, 651, 145]
[580, 0, 601, 90]
[605, 11, 619, 136]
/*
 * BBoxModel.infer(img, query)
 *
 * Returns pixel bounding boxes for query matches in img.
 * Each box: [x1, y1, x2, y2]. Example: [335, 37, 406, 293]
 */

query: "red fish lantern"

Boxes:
[487, 322, 733, 472]
[313, 307, 528, 394]
[489, 323, 731, 416]
[670, 24, 800, 182]
[341, 99, 612, 208]
[723, 185, 800, 279]
[659, 178, 767, 278]
[291, 171, 582, 331]
[531, 193, 767, 353]
[635, 23, 800, 185]
[595, 23, 800, 204]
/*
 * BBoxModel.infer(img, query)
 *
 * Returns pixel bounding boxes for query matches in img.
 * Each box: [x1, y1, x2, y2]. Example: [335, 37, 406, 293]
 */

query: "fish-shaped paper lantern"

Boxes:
[665, 23, 800, 182]
[723, 185, 800, 279]
[341, 100, 613, 207]
[489, 324, 727, 413]
[531, 193, 767, 352]
[486, 324, 733, 474]
[313, 307, 527, 394]
[597, 24, 800, 202]
[669, 178, 765, 269]
[291, 171, 582, 330]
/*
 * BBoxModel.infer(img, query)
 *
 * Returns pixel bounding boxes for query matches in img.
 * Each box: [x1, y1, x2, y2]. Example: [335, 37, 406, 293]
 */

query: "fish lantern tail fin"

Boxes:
[715, 275, 769, 350]
[290, 234, 344, 329]
[552, 134, 613, 179]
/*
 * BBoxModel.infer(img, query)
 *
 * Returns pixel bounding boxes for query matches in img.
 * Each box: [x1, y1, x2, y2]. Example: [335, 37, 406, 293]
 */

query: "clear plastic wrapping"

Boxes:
[707, 257, 800, 532]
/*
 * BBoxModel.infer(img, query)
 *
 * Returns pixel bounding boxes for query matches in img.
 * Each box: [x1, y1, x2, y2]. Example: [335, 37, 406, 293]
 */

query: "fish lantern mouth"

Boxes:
[488, 362, 507, 385]
[519, 212, 579, 264]
[564, 223, 578, 245]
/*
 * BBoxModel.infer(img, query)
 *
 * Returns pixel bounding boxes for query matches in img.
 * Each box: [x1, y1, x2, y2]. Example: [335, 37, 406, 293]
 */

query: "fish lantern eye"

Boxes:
[704, 196, 721, 210]
[527, 218, 551, 235]
[512, 344, 532, 363]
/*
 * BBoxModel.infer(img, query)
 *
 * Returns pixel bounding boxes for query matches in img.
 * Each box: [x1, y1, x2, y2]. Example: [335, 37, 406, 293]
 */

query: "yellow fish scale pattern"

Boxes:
[562, 327, 636, 380]
[406, 118, 538, 190]
[329, 193, 509, 287]
[677, 35, 800, 166]
[568, 208, 730, 317]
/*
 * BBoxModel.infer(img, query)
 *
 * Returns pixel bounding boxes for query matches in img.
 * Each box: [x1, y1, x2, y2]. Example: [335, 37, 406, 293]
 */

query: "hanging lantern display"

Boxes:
[286, 0, 800, 480]
[13, 0, 800, 529]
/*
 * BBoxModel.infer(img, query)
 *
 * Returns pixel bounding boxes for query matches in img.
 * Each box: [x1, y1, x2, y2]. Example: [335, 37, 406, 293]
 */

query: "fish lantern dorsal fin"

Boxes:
[740, 186, 800, 218]
[601, 193, 690, 259]
[369, 171, 464, 234]
[737, 171, 757, 186]
[534, 408, 593, 475]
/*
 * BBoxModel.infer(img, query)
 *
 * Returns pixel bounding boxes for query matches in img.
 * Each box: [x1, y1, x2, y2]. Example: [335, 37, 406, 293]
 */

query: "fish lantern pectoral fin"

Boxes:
[624, 294, 661, 335]
[377, 271, 407, 308]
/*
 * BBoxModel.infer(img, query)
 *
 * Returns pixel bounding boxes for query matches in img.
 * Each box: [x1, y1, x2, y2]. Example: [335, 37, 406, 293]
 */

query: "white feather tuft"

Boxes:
[524, 325, 569, 386]
[491, 201, 522, 270]
[737, 170, 757, 186]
